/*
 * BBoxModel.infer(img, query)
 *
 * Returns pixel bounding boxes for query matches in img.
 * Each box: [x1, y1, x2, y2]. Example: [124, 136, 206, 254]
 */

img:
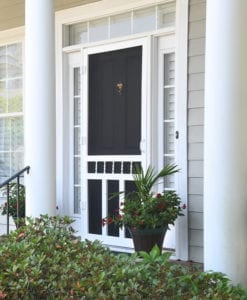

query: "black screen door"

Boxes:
[88, 46, 142, 155]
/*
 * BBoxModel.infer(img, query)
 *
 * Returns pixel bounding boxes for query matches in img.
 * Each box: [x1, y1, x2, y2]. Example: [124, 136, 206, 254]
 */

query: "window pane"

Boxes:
[69, 22, 88, 45]
[0, 46, 6, 80]
[0, 118, 10, 151]
[164, 156, 175, 189]
[158, 2, 176, 28]
[74, 186, 81, 214]
[6, 44, 22, 78]
[7, 79, 22, 113]
[164, 87, 175, 120]
[164, 53, 175, 86]
[74, 97, 81, 126]
[74, 127, 80, 156]
[11, 151, 24, 174]
[110, 13, 131, 38]
[10, 117, 24, 152]
[0, 81, 7, 114]
[74, 157, 81, 185]
[74, 68, 80, 96]
[0, 152, 10, 179]
[133, 7, 156, 34]
[164, 122, 175, 154]
[89, 18, 108, 42]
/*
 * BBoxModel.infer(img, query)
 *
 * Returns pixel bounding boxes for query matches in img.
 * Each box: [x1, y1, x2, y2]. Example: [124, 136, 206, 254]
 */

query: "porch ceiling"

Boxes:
[0, 0, 100, 31]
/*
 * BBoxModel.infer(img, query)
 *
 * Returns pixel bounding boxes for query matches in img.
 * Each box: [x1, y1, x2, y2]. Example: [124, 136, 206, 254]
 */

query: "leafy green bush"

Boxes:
[0, 215, 246, 299]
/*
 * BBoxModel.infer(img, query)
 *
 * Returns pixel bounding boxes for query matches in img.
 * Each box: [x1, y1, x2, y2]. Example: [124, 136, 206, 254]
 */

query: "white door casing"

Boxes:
[65, 34, 186, 253]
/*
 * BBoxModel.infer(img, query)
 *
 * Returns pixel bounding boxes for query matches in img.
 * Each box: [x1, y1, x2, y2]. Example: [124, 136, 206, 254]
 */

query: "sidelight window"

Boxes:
[163, 53, 175, 190]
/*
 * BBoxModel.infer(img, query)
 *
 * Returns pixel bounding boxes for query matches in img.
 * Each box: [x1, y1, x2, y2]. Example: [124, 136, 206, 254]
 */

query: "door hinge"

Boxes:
[175, 131, 179, 139]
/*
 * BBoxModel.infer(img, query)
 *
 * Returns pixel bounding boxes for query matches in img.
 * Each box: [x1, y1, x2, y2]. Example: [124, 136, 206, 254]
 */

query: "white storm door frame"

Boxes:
[80, 37, 151, 249]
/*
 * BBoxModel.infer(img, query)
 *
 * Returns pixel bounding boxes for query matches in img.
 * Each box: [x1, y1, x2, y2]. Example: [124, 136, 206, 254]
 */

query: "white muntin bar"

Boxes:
[25, 0, 56, 217]
[204, 0, 247, 285]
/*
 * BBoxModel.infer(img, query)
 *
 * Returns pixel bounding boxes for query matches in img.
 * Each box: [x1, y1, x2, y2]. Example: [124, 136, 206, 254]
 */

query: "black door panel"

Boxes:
[88, 46, 142, 155]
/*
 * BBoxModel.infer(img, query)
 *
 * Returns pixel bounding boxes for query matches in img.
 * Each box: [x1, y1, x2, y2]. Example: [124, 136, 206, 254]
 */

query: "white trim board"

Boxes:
[56, 0, 176, 24]
[175, 0, 189, 260]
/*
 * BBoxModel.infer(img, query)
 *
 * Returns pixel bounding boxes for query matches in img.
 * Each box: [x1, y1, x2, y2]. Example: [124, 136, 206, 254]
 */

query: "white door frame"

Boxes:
[80, 37, 150, 250]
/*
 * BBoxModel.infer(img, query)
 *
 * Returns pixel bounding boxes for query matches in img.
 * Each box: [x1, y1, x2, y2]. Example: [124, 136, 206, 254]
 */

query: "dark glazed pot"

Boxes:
[128, 226, 168, 253]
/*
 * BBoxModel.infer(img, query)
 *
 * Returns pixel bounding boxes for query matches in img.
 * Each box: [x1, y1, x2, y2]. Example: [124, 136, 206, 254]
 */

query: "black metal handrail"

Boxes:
[0, 166, 30, 235]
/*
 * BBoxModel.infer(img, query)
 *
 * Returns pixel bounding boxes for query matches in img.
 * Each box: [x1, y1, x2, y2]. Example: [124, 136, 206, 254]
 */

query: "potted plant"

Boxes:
[102, 164, 186, 252]
[0, 183, 25, 228]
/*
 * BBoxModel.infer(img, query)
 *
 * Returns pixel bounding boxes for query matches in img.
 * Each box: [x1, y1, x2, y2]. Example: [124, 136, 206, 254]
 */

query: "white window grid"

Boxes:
[65, 1, 176, 47]
[0, 43, 23, 183]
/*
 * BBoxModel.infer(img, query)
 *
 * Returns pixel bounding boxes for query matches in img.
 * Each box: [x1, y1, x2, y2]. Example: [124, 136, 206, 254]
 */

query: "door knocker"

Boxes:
[116, 81, 124, 95]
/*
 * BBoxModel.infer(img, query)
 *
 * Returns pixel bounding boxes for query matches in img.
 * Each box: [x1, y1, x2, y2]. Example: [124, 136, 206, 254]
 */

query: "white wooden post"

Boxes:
[204, 0, 247, 285]
[25, 0, 56, 216]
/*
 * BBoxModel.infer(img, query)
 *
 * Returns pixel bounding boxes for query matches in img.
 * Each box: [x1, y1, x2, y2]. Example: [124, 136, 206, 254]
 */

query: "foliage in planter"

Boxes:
[0, 215, 246, 299]
[0, 183, 25, 219]
[102, 164, 186, 230]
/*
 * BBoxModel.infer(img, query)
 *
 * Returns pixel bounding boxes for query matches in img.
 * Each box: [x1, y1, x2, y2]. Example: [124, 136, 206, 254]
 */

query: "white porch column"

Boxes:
[25, 0, 56, 216]
[204, 1, 247, 285]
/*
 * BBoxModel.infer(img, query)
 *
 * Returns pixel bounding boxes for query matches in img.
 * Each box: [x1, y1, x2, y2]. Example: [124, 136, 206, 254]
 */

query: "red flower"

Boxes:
[182, 204, 187, 209]
[107, 217, 114, 224]
[156, 193, 162, 198]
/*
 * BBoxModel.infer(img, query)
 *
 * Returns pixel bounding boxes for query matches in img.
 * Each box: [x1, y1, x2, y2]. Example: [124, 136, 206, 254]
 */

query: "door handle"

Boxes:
[139, 139, 145, 154]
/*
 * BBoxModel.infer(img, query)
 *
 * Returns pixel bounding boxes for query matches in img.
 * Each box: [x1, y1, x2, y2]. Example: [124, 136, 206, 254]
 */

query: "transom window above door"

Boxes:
[63, 1, 176, 46]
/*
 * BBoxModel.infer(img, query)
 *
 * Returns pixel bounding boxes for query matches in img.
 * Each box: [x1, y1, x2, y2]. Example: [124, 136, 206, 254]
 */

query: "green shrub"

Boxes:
[0, 215, 246, 299]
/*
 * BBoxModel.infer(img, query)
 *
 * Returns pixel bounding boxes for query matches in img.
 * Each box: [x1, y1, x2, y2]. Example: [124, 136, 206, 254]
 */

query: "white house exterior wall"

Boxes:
[187, 0, 205, 263]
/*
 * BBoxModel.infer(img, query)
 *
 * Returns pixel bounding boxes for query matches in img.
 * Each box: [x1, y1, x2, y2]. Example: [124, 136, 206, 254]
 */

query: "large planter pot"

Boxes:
[128, 226, 168, 253]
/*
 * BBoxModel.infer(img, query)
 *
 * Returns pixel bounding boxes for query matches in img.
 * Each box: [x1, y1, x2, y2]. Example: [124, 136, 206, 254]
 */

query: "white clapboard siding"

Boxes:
[188, 108, 204, 126]
[188, 142, 204, 161]
[188, 161, 204, 178]
[188, 55, 205, 74]
[189, 195, 203, 213]
[188, 38, 205, 57]
[188, 90, 204, 108]
[188, 126, 204, 143]
[188, 73, 205, 91]
[187, 0, 206, 263]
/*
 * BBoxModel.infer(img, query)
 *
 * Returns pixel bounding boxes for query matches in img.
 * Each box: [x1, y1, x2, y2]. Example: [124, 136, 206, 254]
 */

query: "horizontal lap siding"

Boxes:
[188, 0, 206, 263]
